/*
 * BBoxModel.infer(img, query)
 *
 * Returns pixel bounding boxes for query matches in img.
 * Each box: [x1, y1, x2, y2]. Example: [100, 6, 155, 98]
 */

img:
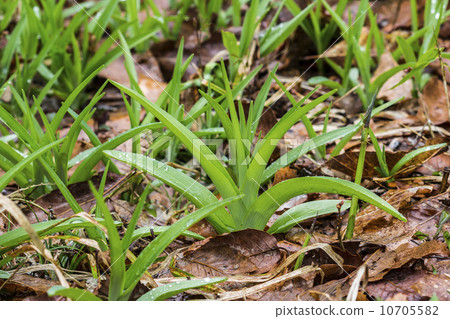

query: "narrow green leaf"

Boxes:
[0, 217, 117, 249]
[130, 226, 204, 243]
[268, 200, 351, 234]
[390, 143, 447, 176]
[137, 277, 227, 301]
[0, 139, 65, 191]
[244, 176, 406, 230]
[89, 183, 125, 301]
[260, 2, 315, 56]
[48, 286, 102, 301]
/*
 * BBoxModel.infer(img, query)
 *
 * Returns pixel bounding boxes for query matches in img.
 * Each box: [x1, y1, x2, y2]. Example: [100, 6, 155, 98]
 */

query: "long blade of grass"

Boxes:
[137, 277, 227, 301]
[243, 177, 406, 230]
[0, 217, 116, 250]
[90, 182, 125, 301]
[268, 200, 351, 234]
[48, 286, 102, 301]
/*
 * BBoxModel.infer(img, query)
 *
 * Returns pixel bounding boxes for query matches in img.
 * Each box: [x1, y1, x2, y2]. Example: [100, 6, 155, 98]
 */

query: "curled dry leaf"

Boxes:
[173, 229, 282, 277]
[353, 188, 449, 251]
[366, 240, 450, 282]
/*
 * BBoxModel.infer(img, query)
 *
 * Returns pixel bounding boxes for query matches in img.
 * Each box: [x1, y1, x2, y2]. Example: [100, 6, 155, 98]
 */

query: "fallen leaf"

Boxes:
[326, 150, 404, 178]
[352, 186, 436, 250]
[373, 0, 426, 32]
[246, 271, 317, 301]
[326, 137, 447, 179]
[366, 240, 450, 281]
[173, 229, 281, 277]
[187, 219, 217, 239]
[272, 167, 297, 186]
[0, 274, 58, 296]
[416, 153, 450, 175]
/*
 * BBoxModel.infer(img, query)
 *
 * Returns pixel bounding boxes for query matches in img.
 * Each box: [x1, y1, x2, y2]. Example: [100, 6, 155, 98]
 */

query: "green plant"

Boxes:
[67, 38, 210, 182]
[0, 0, 156, 111]
[288, 0, 349, 73]
[105, 62, 406, 235]
[392, 0, 449, 93]
[0, 182, 219, 300]
[368, 128, 447, 178]
[44, 183, 242, 300]
[308, 0, 413, 109]
[220, 1, 315, 84]
[344, 96, 447, 238]
[310, 0, 449, 108]
[0, 68, 106, 201]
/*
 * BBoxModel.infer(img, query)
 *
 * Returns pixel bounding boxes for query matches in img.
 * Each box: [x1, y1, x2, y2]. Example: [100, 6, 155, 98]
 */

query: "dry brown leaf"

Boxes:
[272, 167, 297, 186]
[352, 186, 436, 249]
[173, 229, 282, 277]
[0, 274, 59, 296]
[416, 153, 450, 175]
[326, 137, 447, 179]
[366, 241, 450, 282]
[373, 0, 426, 32]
